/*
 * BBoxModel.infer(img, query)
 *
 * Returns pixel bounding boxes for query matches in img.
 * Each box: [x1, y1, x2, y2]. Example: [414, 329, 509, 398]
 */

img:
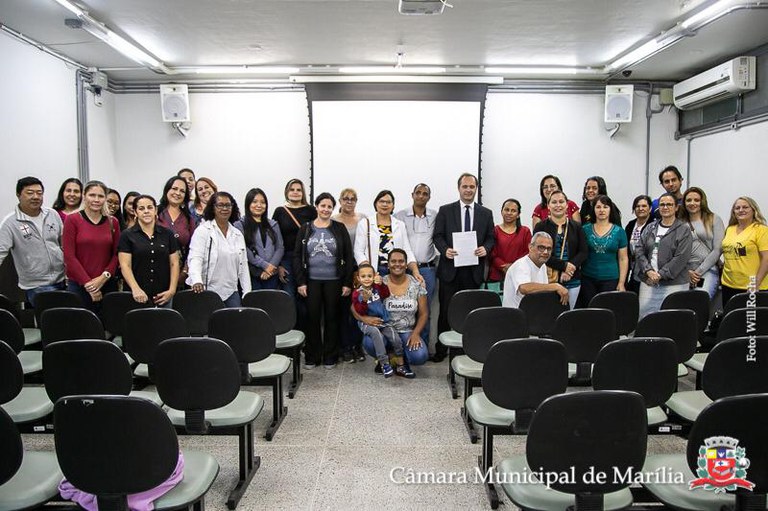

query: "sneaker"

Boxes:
[374, 362, 382, 374]
[324, 363, 336, 370]
[353, 345, 366, 362]
[396, 364, 416, 379]
[341, 351, 355, 364]
[381, 363, 394, 378]
[304, 362, 316, 370]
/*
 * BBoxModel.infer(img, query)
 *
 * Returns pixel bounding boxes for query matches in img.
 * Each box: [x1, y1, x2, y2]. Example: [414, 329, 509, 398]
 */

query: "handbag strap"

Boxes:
[282, 206, 301, 228]
[559, 221, 568, 259]
[366, 217, 371, 262]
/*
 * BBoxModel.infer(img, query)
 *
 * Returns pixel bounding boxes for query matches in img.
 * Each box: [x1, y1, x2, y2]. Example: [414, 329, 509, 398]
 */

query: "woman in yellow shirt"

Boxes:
[721, 196, 768, 306]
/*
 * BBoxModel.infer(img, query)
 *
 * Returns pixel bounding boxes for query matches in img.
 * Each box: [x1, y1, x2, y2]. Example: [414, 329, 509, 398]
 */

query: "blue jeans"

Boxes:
[251, 274, 279, 290]
[362, 330, 429, 366]
[25, 281, 65, 307]
[417, 265, 436, 345]
[67, 279, 118, 313]
[697, 267, 720, 300]
[638, 282, 689, 320]
[223, 292, 242, 308]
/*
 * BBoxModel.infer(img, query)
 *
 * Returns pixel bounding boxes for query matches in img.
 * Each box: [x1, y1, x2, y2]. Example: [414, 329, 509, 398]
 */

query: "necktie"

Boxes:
[464, 205, 471, 232]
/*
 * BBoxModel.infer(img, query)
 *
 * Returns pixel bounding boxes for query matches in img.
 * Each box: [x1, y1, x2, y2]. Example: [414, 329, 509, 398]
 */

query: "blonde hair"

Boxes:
[728, 196, 767, 226]
[338, 188, 357, 212]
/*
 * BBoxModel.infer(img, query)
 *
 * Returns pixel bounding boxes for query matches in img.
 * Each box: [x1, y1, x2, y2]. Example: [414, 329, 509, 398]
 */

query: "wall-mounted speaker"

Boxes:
[160, 84, 190, 123]
[604, 85, 634, 123]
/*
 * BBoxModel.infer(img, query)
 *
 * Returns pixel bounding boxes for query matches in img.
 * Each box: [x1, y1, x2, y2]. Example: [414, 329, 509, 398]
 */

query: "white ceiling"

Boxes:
[1, 0, 767, 83]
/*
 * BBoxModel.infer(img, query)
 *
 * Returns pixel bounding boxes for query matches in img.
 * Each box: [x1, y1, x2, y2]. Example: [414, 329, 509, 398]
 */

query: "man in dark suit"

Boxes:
[431, 173, 495, 361]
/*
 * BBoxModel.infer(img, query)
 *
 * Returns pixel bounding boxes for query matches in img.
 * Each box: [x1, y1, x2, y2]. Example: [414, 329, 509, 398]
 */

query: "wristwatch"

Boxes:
[102, 271, 112, 279]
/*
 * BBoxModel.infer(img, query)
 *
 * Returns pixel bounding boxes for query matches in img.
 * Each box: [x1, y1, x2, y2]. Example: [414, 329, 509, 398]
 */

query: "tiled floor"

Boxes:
[23, 359, 691, 510]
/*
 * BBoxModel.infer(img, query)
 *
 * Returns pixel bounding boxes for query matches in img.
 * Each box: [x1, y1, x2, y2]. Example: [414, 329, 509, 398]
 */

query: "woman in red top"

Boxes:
[489, 198, 532, 283]
[63, 180, 120, 310]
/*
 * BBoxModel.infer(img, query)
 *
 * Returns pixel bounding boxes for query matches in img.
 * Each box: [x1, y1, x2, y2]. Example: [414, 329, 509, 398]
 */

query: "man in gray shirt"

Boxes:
[0, 177, 65, 306]
[395, 183, 437, 346]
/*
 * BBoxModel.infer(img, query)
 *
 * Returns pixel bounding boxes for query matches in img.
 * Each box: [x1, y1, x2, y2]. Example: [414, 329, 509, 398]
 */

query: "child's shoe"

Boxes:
[395, 364, 415, 379]
[381, 363, 394, 378]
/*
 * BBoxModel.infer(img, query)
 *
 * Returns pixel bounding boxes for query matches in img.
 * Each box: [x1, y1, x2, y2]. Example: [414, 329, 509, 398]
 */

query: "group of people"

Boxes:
[2, 166, 767, 379]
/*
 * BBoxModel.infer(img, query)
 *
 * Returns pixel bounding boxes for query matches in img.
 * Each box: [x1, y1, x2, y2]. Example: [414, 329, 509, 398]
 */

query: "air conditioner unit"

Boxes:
[673, 56, 756, 110]
[398, 0, 445, 15]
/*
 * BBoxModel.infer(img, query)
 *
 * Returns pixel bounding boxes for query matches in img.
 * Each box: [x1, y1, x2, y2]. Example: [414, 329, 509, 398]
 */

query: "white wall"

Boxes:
[88, 90, 312, 210]
[688, 121, 768, 221]
[0, 33, 78, 211]
[481, 92, 685, 223]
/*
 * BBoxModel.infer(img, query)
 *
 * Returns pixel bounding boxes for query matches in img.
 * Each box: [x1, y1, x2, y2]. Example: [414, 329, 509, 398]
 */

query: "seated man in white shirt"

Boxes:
[502, 231, 569, 308]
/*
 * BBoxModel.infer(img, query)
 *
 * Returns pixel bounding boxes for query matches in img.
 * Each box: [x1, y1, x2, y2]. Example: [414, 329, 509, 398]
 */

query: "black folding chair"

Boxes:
[0, 309, 41, 376]
[243, 290, 306, 398]
[519, 291, 569, 337]
[589, 290, 639, 337]
[0, 294, 39, 347]
[498, 390, 647, 511]
[155, 337, 263, 509]
[635, 309, 697, 379]
[0, 341, 52, 428]
[552, 308, 616, 385]
[32, 290, 83, 327]
[122, 308, 189, 381]
[100, 291, 152, 347]
[54, 395, 219, 510]
[661, 288, 711, 338]
[40, 307, 105, 346]
[172, 289, 224, 336]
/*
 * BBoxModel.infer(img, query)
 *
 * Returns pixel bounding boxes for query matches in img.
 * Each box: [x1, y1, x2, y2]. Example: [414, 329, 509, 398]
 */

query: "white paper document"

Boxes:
[452, 231, 478, 268]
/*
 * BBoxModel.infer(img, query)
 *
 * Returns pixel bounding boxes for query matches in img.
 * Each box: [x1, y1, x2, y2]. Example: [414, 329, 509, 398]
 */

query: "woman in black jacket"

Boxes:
[533, 191, 589, 309]
[624, 195, 652, 293]
[294, 192, 354, 369]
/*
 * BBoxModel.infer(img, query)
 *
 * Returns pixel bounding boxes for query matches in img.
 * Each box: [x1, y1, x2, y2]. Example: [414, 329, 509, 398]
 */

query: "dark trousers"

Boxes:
[721, 285, 744, 309]
[339, 295, 362, 353]
[305, 279, 343, 365]
[577, 275, 619, 308]
[67, 279, 118, 313]
[436, 267, 479, 356]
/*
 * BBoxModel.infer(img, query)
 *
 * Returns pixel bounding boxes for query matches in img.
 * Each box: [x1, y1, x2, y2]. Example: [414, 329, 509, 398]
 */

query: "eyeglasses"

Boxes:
[377, 200, 393, 205]
[342, 197, 357, 202]
[106, 200, 120, 206]
[535, 245, 553, 252]
[215, 203, 232, 210]
[658, 203, 676, 208]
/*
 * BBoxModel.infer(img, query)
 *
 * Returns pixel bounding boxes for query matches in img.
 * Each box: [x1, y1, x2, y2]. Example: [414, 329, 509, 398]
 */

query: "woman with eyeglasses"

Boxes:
[531, 174, 580, 228]
[234, 188, 284, 290]
[186, 191, 251, 307]
[105, 189, 124, 230]
[720, 196, 768, 305]
[354, 190, 423, 284]
[578, 194, 628, 307]
[333, 188, 368, 363]
[634, 192, 692, 318]
[678, 187, 724, 300]
[118, 195, 180, 306]
[294, 192, 354, 369]
[624, 195, 653, 293]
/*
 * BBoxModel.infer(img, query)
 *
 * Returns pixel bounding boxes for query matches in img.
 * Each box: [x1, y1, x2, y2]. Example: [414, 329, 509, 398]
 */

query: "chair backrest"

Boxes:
[208, 307, 276, 365]
[724, 291, 768, 315]
[0, 341, 23, 406]
[0, 407, 23, 486]
[687, 394, 768, 495]
[0, 294, 22, 323]
[122, 308, 189, 365]
[54, 395, 179, 499]
[661, 289, 711, 336]
[592, 338, 678, 408]
[702, 336, 768, 400]
[40, 307, 106, 346]
[462, 307, 527, 363]
[154, 337, 240, 418]
[589, 291, 639, 336]
[527, 390, 647, 497]
[447, 289, 501, 334]
[482, 338, 568, 412]
[43, 340, 133, 404]
[33, 290, 84, 326]
[635, 309, 697, 363]
[717, 307, 768, 343]
[0, 309, 24, 353]
[242, 290, 295, 334]
[552, 308, 617, 363]
[100, 291, 152, 336]
[518, 291, 569, 336]
[172, 290, 225, 336]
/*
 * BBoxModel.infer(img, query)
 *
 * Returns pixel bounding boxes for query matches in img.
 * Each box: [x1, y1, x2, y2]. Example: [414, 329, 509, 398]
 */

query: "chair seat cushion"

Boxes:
[153, 450, 220, 510]
[166, 391, 264, 428]
[130, 390, 163, 407]
[684, 353, 706, 372]
[677, 363, 688, 377]
[0, 451, 62, 509]
[134, 363, 149, 378]
[642, 454, 735, 511]
[23, 328, 41, 346]
[647, 406, 667, 426]
[112, 335, 123, 348]
[451, 355, 483, 379]
[18, 351, 43, 375]
[498, 456, 634, 511]
[665, 390, 712, 423]
[248, 354, 291, 378]
[438, 330, 462, 348]
[276, 330, 304, 349]
[465, 392, 516, 427]
[0, 387, 53, 424]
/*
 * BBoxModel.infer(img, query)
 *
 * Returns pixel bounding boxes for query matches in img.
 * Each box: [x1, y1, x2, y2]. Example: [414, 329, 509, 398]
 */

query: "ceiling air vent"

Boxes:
[398, 0, 446, 15]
